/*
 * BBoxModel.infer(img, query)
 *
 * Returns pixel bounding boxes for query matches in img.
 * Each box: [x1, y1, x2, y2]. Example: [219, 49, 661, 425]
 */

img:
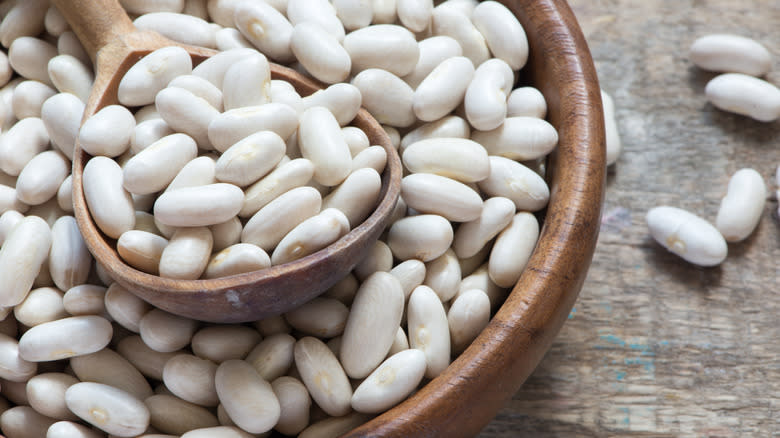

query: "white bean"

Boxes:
[215, 27, 252, 51]
[124, 133, 198, 194]
[180, 426, 255, 438]
[104, 283, 152, 333]
[62, 284, 107, 317]
[57, 32, 90, 68]
[401, 173, 483, 222]
[271, 208, 350, 265]
[26, 372, 80, 422]
[322, 167, 381, 227]
[154, 183, 243, 227]
[431, 6, 489, 67]
[704, 73, 780, 122]
[245, 333, 296, 381]
[0, 406, 56, 438]
[191, 48, 257, 88]
[47, 420, 104, 438]
[215, 360, 281, 434]
[118, 46, 193, 107]
[208, 103, 298, 152]
[116, 335, 180, 381]
[83, 156, 136, 239]
[298, 106, 353, 185]
[407, 285, 450, 378]
[402, 35, 462, 89]
[690, 34, 772, 77]
[0, 216, 51, 307]
[41, 93, 84, 161]
[242, 186, 322, 251]
[16, 150, 69, 206]
[387, 214, 453, 262]
[646, 206, 728, 267]
[333, 0, 373, 31]
[472, 1, 529, 70]
[18, 315, 112, 361]
[403, 137, 488, 182]
[472, 116, 558, 161]
[465, 58, 514, 131]
[209, 216, 242, 252]
[47, 55, 93, 103]
[448, 288, 491, 354]
[205, 243, 271, 279]
[389, 259, 426, 300]
[159, 227, 213, 280]
[489, 212, 539, 287]
[323, 272, 359, 304]
[286, 0, 344, 42]
[601, 89, 622, 166]
[507, 86, 547, 119]
[191, 325, 261, 363]
[343, 25, 419, 76]
[424, 248, 461, 302]
[413, 56, 474, 122]
[453, 196, 515, 259]
[222, 54, 271, 111]
[294, 336, 352, 417]
[163, 353, 219, 406]
[134, 12, 217, 48]
[117, 230, 168, 275]
[352, 68, 415, 128]
[0, 333, 37, 382]
[351, 348, 426, 413]
[340, 272, 404, 379]
[0, 117, 50, 176]
[285, 297, 349, 338]
[8, 37, 57, 86]
[397, 0, 432, 32]
[233, 2, 295, 63]
[145, 393, 219, 434]
[12, 80, 56, 120]
[79, 105, 136, 157]
[164, 155, 216, 194]
[478, 156, 550, 211]
[353, 240, 393, 280]
[156, 86, 220, 149]
[0, 185, 26, 214]
[139, 309, 198, 353]
[215, 131, 286, 187]
[71, 348, 154, 402]
[715, 168, 766, 242]
[291, 22, 351, 84]
[66, 382, 150, 437]
[271, 376, 310, 436]
[300, 83, 362, 127]
[240, 158, 314, 218]
[49, 215, 91, 291]
[0, 210, 23, 245]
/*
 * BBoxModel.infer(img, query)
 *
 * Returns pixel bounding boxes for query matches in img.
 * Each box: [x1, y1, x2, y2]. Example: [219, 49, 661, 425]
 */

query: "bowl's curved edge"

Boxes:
[344, 0, 606, 436]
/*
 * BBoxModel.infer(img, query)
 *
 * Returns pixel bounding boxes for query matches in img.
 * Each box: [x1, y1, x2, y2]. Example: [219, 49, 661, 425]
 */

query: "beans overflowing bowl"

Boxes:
[0, 0, 603, 436]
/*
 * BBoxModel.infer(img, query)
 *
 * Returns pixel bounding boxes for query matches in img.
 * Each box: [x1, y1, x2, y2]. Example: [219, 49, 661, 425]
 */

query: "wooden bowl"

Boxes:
[343, 0, 605, 435]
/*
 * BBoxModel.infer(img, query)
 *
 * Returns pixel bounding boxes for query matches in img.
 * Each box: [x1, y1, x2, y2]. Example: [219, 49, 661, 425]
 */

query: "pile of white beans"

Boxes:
[646, 33, 777, 267]
[0, 0, 564, 437]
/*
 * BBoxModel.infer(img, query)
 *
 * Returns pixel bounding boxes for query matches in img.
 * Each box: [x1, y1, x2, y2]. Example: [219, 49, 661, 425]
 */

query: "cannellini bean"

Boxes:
[0, 210, 23, 246]
[407, 285, 450, 378]
[387, 214, 453, 262]
[14, 285, 67, 327]
[0, 52, 10, 87]
[44, 5, 69, 36]
[205, 243, 271, 278]
[294, 337, 352, 417]
[401, 117, 470, 153]
[104, 283, 152, 333]
[78, 105, 135, 157]
[208, 103, 298, 152]
[69, 348, 153, 401]
[371, 0, 396, 23]
[215, 131, 286, 187]
[704, 73, 780, 122]
[413, 56, 474, 122]
[8, 37, 57, 86]
[431, 6, 490, 67]
[41, 92, 84, 161]
[83, 156, 135, 239]
[0, 406, 56, 438]
[116, 336, 180, 381]
[271, 376, 310, 436]
[472, 1, 529, 70]
[340, 272, 404, 379]
[322, 167, 381, 227]
[47, 55, 93, 103]
[424, 248, 461, 302]
[271, 208, 350, 265]
[12, 80, 56, 120]
[0, 185, 24, 214]
[233, 2, 294, 63]
[130, 119, 174, 154]
[458, 264, 507, 311]
[344, 25, 419, 77]
[0, 0, 47, 45]
[352, 68, 415, 128]
[2, 379, 30, 406]
[435, 0, 478, 15]
[139, 309, 198, 353]
[240, 158, 315, 217]
[245, 333, 296, 381]
[353, 240, 393, 280]
[156, 86, 220, 149]
[403, 137, 488, 182]
[209, 217, 242, 252]
[163, 354, 219, 406]
[117, 230, 168, 274]
[285, 298, 349, 338]
[291, 22, 351, 84]
[191, 325, 260, 363]
[342, 126, 370, 156]
[62, 284, 107, 317]
[120, 0, 185, 14]
[16, 150, 69, 206]
[134, 12, 216, 48]
[401, 173, 483, 222]
[465, 58, 514, 131]
[388, 326, 409, 356]
[215, 360, 281, 434]
[402, 35, 463, 89]
[453, 196, 515, 258]
[66, 382, 150, 437]
[57, 31, 91, 68]
[0, 117, 50, 176]
[507, 86, 547, 119]
[242, 186, 322, 250]
[0, 216, 51, 307]
[489, 212, 539, 288]
[601, 89, 622, 166]
[351, 348, 426, 413]
[333, 0, 373, 31]
[351, 145, 387, 173]
[118, 46, 193, 107]
[180, 426, 255, 438]
[215, 27, 252, 50]
[298, 412, 371, 438]
[286, 0, 344, 42]
[27, 372, 80, 421]
[49, 216, 91, 292]
[472, 116, 558, 161]
[163, 155, 216, 194]
[168, 74, 224, 111]
[389, 259, 426, 300]
[0, 333, 37, 382]
[145, 394, 219, 435]
[690, 34, 772, 77]
[159, 227, 213, 279]
[222, 55, 271, 111]
[47, 420, 105, 438]
[154, 183, 243, 227]
[301, 83, 362, 126]
[397, 0, 432, 32]
[323, 272, 359, 304]
[479, 156, 550, 211]
[715, 168, 766, 242]
[448, 289, 491, 354]
[646, 206, 728, 267]
[18, 315, 112, 361]
[298, 106, 353, 186]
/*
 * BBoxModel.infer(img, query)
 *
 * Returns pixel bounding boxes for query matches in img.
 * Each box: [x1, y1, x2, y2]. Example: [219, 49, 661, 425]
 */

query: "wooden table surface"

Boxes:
[481, 1, 779, 436]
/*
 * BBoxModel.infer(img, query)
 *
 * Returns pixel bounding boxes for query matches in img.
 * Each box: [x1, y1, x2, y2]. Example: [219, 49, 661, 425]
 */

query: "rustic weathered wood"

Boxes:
[56, 0, 402, 323]
[345, 0, 606, 435]
[481, 0, 780, 436]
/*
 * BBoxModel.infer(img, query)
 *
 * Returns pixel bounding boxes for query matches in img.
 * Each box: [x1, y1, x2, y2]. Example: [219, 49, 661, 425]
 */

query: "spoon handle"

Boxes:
[50, 0, 136, 63]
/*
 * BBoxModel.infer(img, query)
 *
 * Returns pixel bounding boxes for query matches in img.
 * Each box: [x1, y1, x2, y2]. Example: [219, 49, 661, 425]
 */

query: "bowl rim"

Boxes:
[345, 0, 606, 435]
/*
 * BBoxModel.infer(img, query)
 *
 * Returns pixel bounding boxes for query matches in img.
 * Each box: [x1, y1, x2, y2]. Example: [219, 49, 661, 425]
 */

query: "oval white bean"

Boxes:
[48, 215, 90, 291]
[322, 167, 381, 227]
[245, 333, 296, 381]
[271, 208, 350, 265]
[154, 183, 243, 227]
[116, 335, 180, 381]
[215, 130, 286, 187]
[389, 259, 426, 300]
[431, 6, 489, 67]
[690, 34, 772, 77]
[222, 54, 271, 111]
[489, 212, 539, 288]
[66, 382, 150, 437]
[478, 156, 550, 211]
[407, 285, 450, 378]
[0, 117, 51, 176]
[448, 288, 491, 354]
[464, 58, 514, 131]
[69, 348, 153, 401]
[453, 196, 516, 258]
[507, 86, 547, 119]
[424, 248, 461, 302]
[156, 86, 220, 149]
[704, 73, 780, 122]
[215, 360, 281, 434]
[16, 150, 69, 206]
[233, 2, 295, 63]
[47, 420, 105, 438]
[62, 284, 107, 317]
[472, 1, 528, 70]
[413, 56, 474, 122]
[159, 227, 213, 280]
[168, 74, 224, 111]
[205, 243, 271, 279]
[139, 309, 198, 353]
[0, 333, 37, 382]
[387, 214, 453, 262]
[117, 230, 168, 274]
[12, 80, 56, 120]
[715, 168, 766, 242]
[287, 0, 344, 42]
[163, 354, 218, 406]
[344, 24, 419, 77]
[403, 137, 488, 182]
[402, 35, 463, 89]
[351, 348, 426, 413]
[41, 92, 85, 160]
[47, 55, 93, 102]
[353, 240, 393, 281]
[210, 216, 243, 252]
[333, 0, 372, 31]
[242, 186, 322, 251]
[472, 116, 558, 161]
[118, 46, 193, 107]
[240, 158, 315, 218]
[401, 173, 483, 222]
[352, 69, 415, 128]
[191, 325, 261, 363]
[294, 336, 352, 417]
[0, 406, 56, 438]
[601, 89, 622, 166]
[104, 283, 152, 333]
[134, 12, 217, 48]
[8, 37, 58, 86]
[284, 297, 349, 338]
[298, 106, 353, 186]
[646, 206, 728, 267]
[271, 376, 310, 436]
[301, 83, 362, 126]
[208, 103, 298, 152]
[0, 210, 23, 246]
[164, 155, 216, 194]
[291, 22, 351, 84]
[0, 216, 52, 307]
[397, 0, 433, 32]
[18, 315, 112, 361]
[78, 105, 135, 157]
[27, 372, 80, 421]
[145, 394, 219, 434]
[83, 156, 136, 238]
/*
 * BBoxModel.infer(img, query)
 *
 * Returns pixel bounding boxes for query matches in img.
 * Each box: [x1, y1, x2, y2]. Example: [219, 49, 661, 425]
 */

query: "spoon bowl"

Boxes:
[53, 0, 402, 323]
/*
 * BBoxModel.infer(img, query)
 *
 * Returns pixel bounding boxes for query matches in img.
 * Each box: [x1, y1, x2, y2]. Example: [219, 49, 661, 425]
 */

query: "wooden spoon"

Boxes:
[52, 0, 401, 323]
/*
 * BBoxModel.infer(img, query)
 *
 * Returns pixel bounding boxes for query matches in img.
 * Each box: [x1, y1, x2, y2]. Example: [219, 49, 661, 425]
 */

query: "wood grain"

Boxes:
[480, 1, 780, 436]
